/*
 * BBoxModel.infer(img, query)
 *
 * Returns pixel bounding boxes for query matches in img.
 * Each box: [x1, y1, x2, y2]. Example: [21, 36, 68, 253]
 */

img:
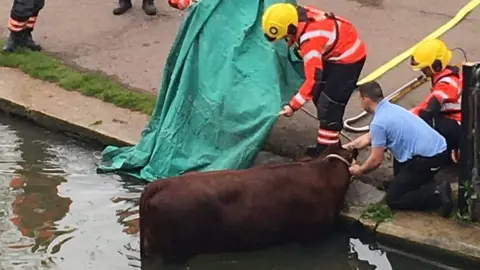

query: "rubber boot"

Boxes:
[22, 29, 42, 51]
[436, 181, 453, 218]
[2, 31, 23, 53]
[113, 0, 133, 15]
[142, 0, 157, 16]
[305, 143, 328, 158]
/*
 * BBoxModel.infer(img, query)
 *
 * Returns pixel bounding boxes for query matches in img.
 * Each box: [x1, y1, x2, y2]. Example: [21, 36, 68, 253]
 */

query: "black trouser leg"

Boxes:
[3, 0, 35, 53]
[312, 57, 366, 154]
[418, 114, 460, 152]
[26, 0, 45, 29]
[386, 151, 449, 210]
[21, 0, 44, 51]
[10, 0, 35, 22]
[432, 116, 460, 152]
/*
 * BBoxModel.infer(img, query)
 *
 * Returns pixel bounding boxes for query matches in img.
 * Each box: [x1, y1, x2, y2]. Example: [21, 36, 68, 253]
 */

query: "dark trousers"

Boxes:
[386, 150, 449, 210]
[419, 114, 460, 152]
[10, 0, 44, 24]
[313, 57, 366, 131]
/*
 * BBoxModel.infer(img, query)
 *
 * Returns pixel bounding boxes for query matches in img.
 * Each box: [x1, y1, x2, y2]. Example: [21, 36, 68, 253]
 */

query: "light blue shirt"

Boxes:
[370, 99, 447, 163]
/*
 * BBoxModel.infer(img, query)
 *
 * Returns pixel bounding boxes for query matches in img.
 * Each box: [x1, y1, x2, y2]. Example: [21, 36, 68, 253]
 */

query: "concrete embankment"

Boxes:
[1, 67, 480, 264]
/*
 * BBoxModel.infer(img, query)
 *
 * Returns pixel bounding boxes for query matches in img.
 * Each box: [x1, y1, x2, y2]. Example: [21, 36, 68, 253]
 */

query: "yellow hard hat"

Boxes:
[410, 39, 452, 73]
[262, 3, 299, 42]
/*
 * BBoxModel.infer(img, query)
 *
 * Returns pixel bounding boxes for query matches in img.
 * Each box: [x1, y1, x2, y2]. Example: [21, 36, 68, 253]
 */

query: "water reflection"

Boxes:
[113, 195, 140, 235]
[7, 117, 74, 254]
[0, 115, 141, 269]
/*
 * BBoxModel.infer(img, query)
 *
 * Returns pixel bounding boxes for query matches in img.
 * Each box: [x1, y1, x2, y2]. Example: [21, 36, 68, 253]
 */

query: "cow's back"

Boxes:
[140, 157, 352, 260]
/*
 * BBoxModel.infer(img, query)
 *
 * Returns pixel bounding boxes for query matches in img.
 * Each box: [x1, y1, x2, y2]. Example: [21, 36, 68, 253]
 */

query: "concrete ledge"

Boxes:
[1, 67, 480, 264]
[0, 67, 148, 147]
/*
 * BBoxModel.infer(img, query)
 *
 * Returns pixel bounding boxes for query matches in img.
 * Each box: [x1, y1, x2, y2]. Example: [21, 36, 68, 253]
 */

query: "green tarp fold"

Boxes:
[97, 0, 304, 181]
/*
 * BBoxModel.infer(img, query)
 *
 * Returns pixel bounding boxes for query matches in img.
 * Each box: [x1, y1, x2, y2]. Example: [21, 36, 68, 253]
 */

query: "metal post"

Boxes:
[471, 66, 480, 220]
[459, 62, 480, 220]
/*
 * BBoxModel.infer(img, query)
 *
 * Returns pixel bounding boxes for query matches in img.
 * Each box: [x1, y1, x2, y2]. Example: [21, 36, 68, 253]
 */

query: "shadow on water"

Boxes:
[0, 113, 475, 270]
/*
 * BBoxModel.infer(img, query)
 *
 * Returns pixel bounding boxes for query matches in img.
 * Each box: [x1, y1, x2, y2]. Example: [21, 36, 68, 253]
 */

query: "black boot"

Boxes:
[436, 181, 453, 218]
[305, 143, 328, 158]
[113, 0, 133, 15]
[22, 29, 42, 51]
[142, 0, 157, 16]
[2, 31, 23, 53]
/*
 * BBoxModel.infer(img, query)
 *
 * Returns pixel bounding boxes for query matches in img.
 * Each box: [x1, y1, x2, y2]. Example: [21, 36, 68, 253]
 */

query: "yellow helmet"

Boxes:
[410, 39, 452, 73]
[262, 3, 299, 42]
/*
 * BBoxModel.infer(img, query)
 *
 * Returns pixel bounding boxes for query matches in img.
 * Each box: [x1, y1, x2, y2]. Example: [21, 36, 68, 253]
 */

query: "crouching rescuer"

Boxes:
[3, 0, 44, 53]
[344, 81, 453, 217]
[262, 3, 367, 156]
[410, 39, 462, 163]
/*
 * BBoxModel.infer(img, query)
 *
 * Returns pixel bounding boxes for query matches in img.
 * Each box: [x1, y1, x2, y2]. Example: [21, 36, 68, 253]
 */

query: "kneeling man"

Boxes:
[344, 81, 453, 217]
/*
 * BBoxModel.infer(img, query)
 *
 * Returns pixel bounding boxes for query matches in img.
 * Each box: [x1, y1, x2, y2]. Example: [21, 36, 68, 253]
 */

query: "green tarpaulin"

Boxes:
[97, 0, 304, 181]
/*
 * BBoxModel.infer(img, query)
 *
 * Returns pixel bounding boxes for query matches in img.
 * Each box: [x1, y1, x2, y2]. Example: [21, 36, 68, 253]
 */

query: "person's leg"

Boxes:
[113, 0, 133, 15]
[432, 115, 461, 163]
[386, 165, 440, 210]
[386, 153, 452, 216]
[305, 64, 331, 157]
[22, 0, 44, 51]
[314, 57, 366, 155]
[3, 0, 34, 53]
[383, 159, 403, 191]
[424, 150, 453, 216]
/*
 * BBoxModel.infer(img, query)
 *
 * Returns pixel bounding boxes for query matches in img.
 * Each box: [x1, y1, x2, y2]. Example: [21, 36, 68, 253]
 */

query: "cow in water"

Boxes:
[139, 144, 358, 264]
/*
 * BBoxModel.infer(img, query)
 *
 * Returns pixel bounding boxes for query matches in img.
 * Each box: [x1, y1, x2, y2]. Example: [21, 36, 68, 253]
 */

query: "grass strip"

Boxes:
[0, 40, 156, 115]
[362, 202, 394, 223]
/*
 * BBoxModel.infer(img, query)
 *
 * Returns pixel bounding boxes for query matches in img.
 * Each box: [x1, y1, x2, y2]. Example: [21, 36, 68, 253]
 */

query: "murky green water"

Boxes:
[0, 114, 473, 270]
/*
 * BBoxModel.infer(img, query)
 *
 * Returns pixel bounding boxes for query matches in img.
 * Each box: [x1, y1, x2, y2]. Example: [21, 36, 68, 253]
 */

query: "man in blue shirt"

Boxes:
[343, 81, 452, 216]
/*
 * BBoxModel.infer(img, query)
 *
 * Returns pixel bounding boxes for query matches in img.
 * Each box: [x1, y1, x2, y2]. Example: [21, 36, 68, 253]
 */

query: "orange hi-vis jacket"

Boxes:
[411, 66, 463, 122]
[168, 0, 193, 10]
[288, 6, 367, 111]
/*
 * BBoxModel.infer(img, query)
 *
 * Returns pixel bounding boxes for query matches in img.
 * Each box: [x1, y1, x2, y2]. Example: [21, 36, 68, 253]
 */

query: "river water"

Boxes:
[0, 114, 473, 270]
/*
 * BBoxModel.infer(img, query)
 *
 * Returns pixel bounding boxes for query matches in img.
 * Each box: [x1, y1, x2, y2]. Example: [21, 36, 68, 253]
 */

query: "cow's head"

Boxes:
[321, 143, 359, 164]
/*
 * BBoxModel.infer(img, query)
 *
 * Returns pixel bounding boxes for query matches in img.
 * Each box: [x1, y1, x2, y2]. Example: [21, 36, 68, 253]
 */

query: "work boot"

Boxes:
[142, 0, 157, 16]
[2, 31, 23, 53]
[436, 181, 453, 218]
[22, 29, 42, 51]
[113, 0, 133, 15]
[305, 143, 328, 158]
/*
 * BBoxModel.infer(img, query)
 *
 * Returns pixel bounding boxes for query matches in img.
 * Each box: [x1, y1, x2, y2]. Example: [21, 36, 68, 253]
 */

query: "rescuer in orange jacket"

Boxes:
[410, 39, 461, 163]
[262, 3, 367, 156]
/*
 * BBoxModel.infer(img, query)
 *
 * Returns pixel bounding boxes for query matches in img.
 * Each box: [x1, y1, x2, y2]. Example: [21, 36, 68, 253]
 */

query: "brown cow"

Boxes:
[139, 144, 358, 264]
